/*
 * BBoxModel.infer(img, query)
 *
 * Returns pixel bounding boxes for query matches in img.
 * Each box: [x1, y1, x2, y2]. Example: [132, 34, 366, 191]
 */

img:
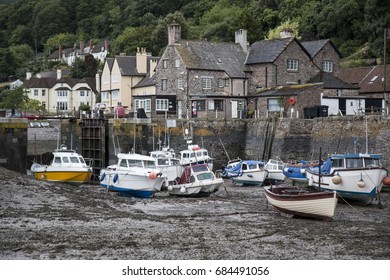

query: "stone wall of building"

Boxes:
[0, 118, 28, 173]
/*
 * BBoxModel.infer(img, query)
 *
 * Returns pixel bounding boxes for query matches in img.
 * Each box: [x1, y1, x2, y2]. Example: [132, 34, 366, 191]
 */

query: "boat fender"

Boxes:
[100, 172, 106, 181]
[382, 176, 390, 186]
[308, 176, 313, 187]
[357, 179, 365, 188]
[113, 174, 119, 183]
[168, 185, 173, 191]
[149, 172, 157, 179]
[289, 97, 296, 105]
[332, 175, 342, 184]
[300, 169, 306, 174]
[180, 186, 186, 193]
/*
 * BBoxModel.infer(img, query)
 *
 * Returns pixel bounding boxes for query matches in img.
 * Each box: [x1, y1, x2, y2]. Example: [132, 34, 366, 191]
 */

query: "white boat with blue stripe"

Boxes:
[99, 153, 167, 198]
[305, 153, 388, 202]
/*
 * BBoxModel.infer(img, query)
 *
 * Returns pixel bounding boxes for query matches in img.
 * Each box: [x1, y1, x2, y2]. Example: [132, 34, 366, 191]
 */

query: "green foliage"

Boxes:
[45, 33, 78, 54]
[0, 0, 390, 78]
[266, 20, 300, 40]
[0, 87, 28, 110]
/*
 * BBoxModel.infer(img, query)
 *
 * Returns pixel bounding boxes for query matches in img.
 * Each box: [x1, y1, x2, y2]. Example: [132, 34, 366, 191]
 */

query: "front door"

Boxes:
[231, 101, 238, 118]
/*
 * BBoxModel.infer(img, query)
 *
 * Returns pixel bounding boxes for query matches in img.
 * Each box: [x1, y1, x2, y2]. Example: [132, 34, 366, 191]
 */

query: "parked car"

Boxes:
[19, 112, 39, 120]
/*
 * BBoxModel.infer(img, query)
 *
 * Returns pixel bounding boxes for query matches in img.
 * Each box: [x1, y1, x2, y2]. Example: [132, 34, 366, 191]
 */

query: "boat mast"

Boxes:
[318, 147, 322, 190]
[365, 116, 368, 154]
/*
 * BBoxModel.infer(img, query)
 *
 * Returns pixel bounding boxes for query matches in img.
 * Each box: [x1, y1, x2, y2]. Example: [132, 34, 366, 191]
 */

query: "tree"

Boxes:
[0, 48, 16, 82]
[0, 87, 29, 113]
[112, 26, 155, 55]
[69, 57, 86, 79]
[45, 33, 78, 54]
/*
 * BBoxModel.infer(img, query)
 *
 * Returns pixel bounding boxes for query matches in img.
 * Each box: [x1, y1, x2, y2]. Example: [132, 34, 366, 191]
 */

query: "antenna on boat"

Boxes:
[365, 115, 368, 154]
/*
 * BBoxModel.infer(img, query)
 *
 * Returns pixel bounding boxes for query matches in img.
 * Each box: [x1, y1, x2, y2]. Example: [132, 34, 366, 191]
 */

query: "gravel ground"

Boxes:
[0, 166, 389, 260]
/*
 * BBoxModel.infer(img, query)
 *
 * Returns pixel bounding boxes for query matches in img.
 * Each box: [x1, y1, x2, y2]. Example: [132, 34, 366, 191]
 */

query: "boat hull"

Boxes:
[100, 170, 165, 198]
[264, 185, 337, 221]
[232, 170, 268, 186]
[32, 169, 92, 185]
[168, 178, 224, 197]
[306, 167, 387, 202]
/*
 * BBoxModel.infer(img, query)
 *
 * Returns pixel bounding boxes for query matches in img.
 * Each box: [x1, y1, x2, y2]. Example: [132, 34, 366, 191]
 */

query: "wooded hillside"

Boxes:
[0, 0, 389, 82]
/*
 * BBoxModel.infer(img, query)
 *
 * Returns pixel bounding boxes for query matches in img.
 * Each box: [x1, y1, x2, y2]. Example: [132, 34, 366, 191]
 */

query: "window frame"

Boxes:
[287, 59, 299, 71]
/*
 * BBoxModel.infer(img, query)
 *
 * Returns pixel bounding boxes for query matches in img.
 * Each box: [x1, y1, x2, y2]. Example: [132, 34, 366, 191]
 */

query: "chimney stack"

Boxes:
[59, 45, 62, 60]
[235, 29, 248, 52]
[168, 23, 181, 46]
[136, 47, 148, 74]
[280, 28, 294, 38]
[149, 59, 158, 78]
[57, 69, 62, 80]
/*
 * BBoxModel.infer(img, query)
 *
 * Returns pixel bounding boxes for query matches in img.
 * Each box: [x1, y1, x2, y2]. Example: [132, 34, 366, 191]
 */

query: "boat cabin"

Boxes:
[330, 153, 382, 169]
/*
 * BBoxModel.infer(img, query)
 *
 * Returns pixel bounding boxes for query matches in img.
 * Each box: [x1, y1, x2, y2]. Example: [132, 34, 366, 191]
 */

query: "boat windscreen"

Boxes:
[192, 165, 209, 173]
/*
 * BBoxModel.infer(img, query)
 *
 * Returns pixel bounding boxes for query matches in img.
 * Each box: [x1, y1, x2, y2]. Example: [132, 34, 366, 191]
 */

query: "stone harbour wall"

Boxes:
[14, 115, 390, 173]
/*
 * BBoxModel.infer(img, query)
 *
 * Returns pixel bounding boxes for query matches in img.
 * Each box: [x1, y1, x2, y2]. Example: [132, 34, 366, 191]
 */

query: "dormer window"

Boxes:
[175, 58, 180, 68]
[287, 59, 299, 71]
[322, 60, 334, 72]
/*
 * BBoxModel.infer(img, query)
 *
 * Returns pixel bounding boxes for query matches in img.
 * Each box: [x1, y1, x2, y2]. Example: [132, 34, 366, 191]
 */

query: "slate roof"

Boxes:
[133, 74, 157, 88]
[357, 65, 390, 93]
[116, 56, 160, 76]
[105, 58, 115, 71]
[176, 40, 250, 78]
[91, 40, 110, 54]
[337, 66, 372, 85]
[301, 39, 342, 59]
[253, 83, 324, 97]
[246, 37, 311, 65]
[23, 76, 97, 93]
[308, 71, 358, 89]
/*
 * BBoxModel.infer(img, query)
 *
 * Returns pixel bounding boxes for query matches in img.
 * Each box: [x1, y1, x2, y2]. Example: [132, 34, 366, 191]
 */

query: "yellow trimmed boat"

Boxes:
[31, 145, 92, 185]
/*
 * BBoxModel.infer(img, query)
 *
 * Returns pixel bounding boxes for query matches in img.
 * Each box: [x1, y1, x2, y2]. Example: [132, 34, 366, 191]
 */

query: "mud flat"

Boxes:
[0, 166, 389, 260]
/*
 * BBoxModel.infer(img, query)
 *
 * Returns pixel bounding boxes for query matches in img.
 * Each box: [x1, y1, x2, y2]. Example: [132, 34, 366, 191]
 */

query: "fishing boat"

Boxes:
[263, 184, 338, 221]
[219, 158, 242, 179]
[30, 144, 92, 185]
[305, 153, 388, 202]
[283, 160, 319, 183]
[231, 160, 269, 186]
[264, 158, 285, 184]
[167, 164, 224, 197]
[150, 147, 183, 185]
[179, 143, 213, 170]
[99, 153, 167, 198]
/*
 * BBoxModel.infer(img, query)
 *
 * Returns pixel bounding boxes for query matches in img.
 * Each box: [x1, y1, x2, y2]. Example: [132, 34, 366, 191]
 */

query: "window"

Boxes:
[195, 100, 206, 111]
[177, 78, 184, 90]
[112, 74, 119, 83]
[267, 98, 281, 112]
[62, 157, 69, 163]
[42, 102, 46, 109]
[112, 90, 119, 100]
[70, 157, 79, 163]
[103, 75, 109, 85]
[135, 99, 151, 112]
[161, 79, 167, 91]
[287, 59, 299, 71]
[175, 58, 180, 68]
[57, 91, 68, 98]
[102, 92, 109, 100]
[215, 100, 223, 111]
[336, 89, 341, 96]
[34, 89, 38, 96]
[156, 99, 168, 111]
[202, 78, 212, 89]
[42, 89, 46, 97]
[225, 79, 229, 87]
[57, 102, 68, 111]
[163, 60, 168, 69]
[80, 90, 85, 97]
[322, 60, 334, 72]
[218, 79, 224, 88]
